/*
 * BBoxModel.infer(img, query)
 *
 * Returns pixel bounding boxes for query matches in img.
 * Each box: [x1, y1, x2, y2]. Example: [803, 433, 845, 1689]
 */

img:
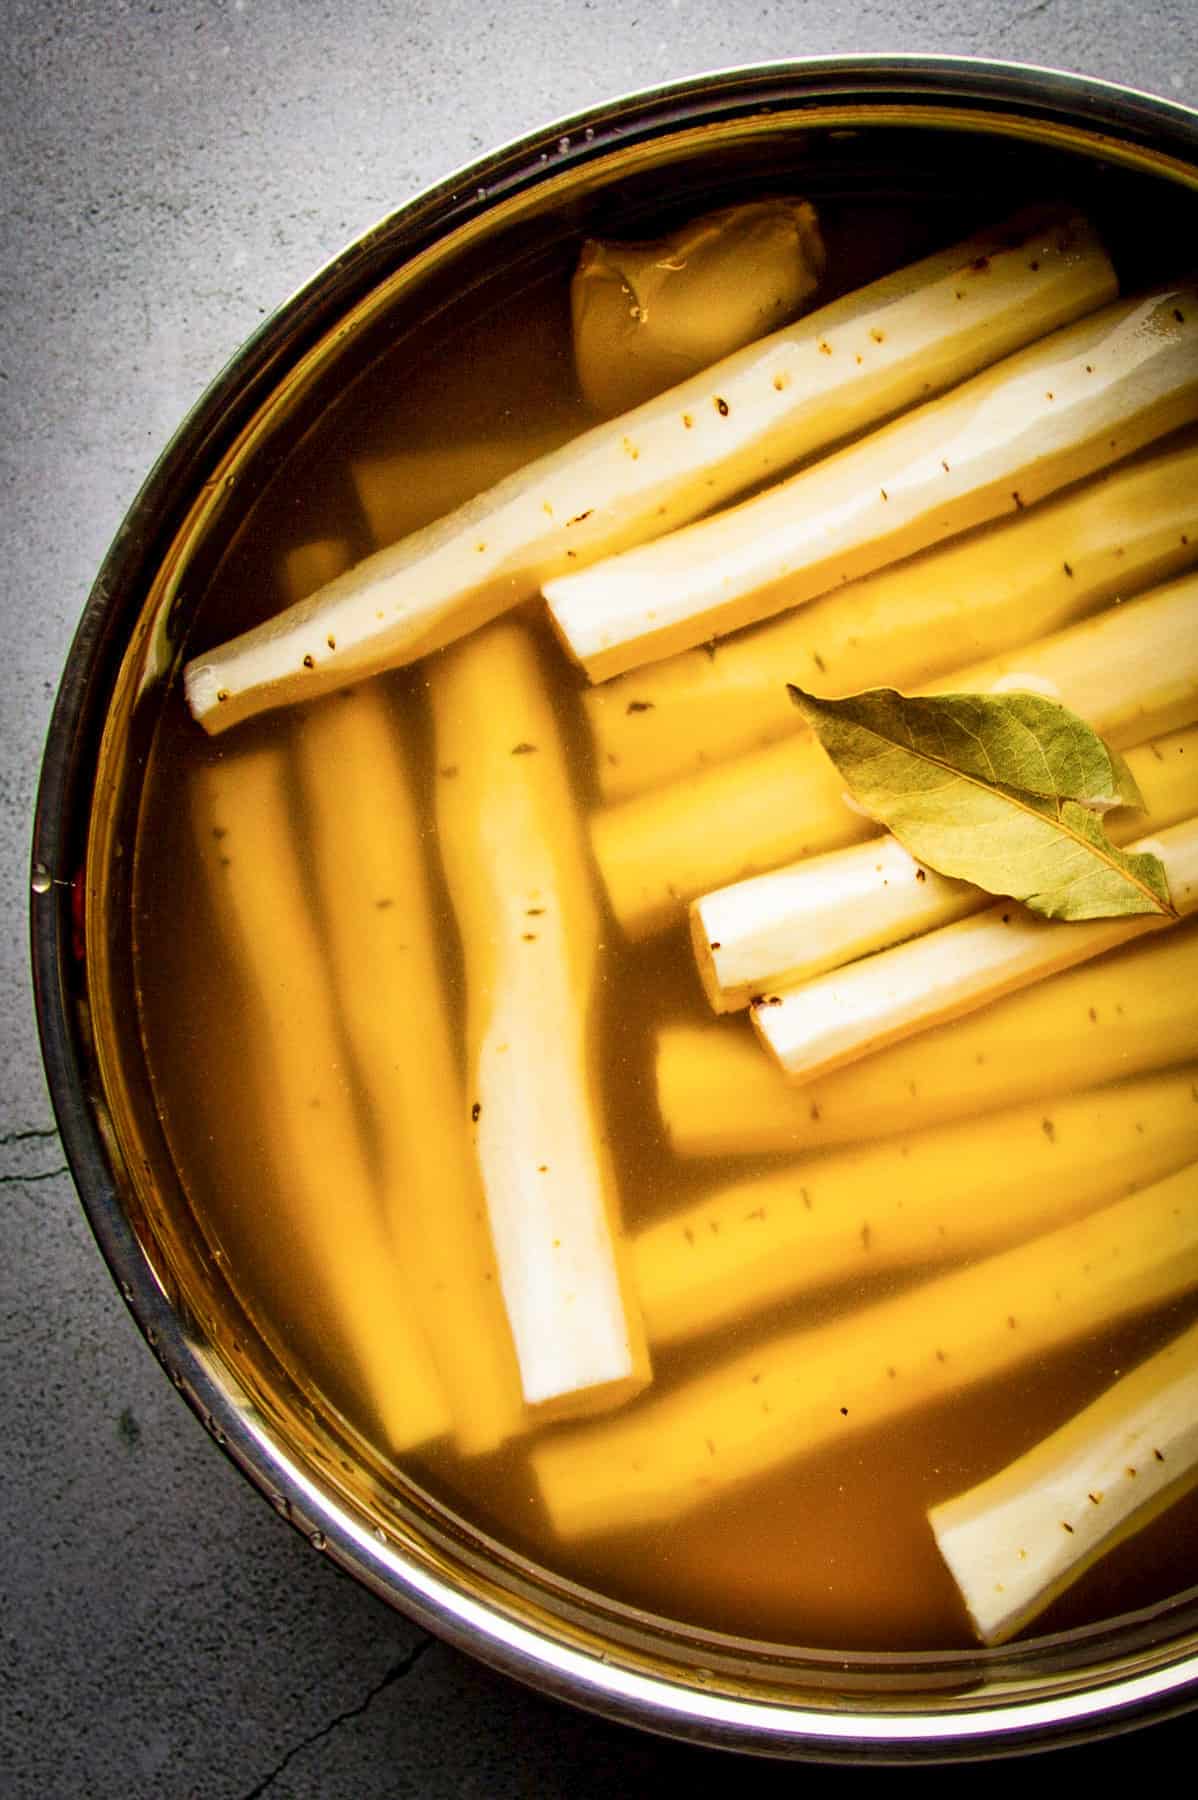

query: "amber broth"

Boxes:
[134, 177, 1198, 1654]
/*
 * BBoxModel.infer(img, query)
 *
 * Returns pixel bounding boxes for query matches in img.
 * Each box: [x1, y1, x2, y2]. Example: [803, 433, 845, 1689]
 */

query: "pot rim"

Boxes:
[30, 53, 1198, 1763]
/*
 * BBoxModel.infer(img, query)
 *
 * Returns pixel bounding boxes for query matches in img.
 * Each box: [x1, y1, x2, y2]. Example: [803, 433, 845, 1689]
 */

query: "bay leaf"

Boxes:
[788, 686, 1175, 921]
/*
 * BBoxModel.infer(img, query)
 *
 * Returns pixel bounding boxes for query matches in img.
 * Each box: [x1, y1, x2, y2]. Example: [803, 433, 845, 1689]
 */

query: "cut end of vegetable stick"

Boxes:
[186, 209, 1113, 736]
[586, 432, 1198, 804]
[183, 527, 528, 736]
[547, 282, 1198, 682]
[754, 815, 1198, 1087]
[691, 835, 978, 1013]
[930, 1315, 1198, 1646]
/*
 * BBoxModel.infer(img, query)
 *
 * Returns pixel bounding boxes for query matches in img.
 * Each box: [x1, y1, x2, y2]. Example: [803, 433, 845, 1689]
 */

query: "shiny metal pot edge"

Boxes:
[30, 55, 1198, 1762]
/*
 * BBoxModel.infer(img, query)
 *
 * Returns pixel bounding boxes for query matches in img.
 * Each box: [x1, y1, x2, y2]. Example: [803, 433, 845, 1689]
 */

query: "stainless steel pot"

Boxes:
[31, 55, 1198, 1761]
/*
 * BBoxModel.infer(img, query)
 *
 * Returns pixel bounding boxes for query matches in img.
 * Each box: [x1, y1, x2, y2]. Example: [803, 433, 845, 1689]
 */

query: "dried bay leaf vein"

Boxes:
[789, 686, 1174, 920]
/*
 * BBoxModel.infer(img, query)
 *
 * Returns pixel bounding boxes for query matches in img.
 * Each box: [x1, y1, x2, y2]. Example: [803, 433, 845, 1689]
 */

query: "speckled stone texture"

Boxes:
[2, 4, 1195, 1795]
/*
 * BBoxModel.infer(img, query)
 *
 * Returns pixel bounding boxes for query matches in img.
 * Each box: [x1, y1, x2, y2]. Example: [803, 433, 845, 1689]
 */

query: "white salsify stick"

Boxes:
[754, 816, 1198, 1084]
[931, 1317, 1198, 1646]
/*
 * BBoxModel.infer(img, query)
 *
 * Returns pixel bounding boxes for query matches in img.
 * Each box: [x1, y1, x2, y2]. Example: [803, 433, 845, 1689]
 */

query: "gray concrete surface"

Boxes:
[2, 3, 1195, 1794]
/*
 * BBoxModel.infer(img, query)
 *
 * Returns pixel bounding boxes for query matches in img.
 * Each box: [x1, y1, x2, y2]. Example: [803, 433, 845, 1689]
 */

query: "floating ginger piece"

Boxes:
[572, 198, 826, 416]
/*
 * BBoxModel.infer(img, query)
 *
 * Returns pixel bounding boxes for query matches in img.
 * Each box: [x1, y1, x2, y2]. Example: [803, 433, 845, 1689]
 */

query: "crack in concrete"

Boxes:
[0, 1164, 70, 1186]
[238, 1633, 435, 1799]
[995, 0, 1057, 33]
[0, 1125, 59, 1147]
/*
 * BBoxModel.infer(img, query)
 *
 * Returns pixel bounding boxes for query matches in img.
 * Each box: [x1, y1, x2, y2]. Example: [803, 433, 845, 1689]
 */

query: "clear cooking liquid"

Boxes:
[133, 190, 1198, 1654]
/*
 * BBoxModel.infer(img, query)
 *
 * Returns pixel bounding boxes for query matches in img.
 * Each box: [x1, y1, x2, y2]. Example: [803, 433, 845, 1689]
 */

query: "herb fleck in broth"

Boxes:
[134, 179, 1198, 1655]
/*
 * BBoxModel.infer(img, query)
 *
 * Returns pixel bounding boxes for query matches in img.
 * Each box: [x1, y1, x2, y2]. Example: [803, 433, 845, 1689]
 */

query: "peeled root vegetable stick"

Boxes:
[429, 619, 650, 1415]
[532, 1165, 1198, 1539]
[192, 747, 450, 1453]
[694, 721, 1198, 1012]
[930, 1316, 1198, 1646]
[287, 540, 523, 1453]
[636, 1066, 1198, 1351]
[658, 924, 1198, 1158]
[755, 816, 1198, 1085]
[594, 573, 1198, 938]
[694, 837, 978, 1014]
[183, 210, 1111, 734]
[587, 434, 1198, 802]
[293, 675, 526, 1457]
[547, 282, 1198, 681]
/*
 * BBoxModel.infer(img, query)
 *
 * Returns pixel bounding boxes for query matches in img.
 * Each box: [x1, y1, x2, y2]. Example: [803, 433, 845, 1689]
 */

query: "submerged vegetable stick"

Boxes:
[352, 430, 577, 548]
[694, 721, 1198, 1011]
[532, 1165, 1198, 1538]
[755, 817, 1198, 1084]
[294, 678, 526, 1457]
[694, 839, 978, 1013]
[287, 539, 524, 1453]
[192, 747, 450, 1453]
[931, 1317, 1198, 1645]
[282, 538, 356, 601]
[594, 573, 1198, 938]
[658, 925, 1198, 1157]
[429, 619, 650, 1414]
[636, 1067, 1198, 1350]
[587, 435, 1198, 801]
[547, 283, 1198, 680]
[572, 199, 825, 416]
[185, 210, 1112, 733]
